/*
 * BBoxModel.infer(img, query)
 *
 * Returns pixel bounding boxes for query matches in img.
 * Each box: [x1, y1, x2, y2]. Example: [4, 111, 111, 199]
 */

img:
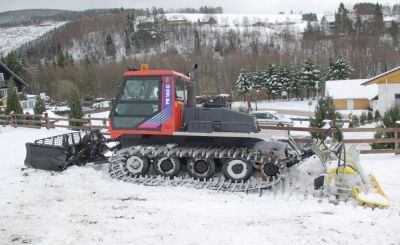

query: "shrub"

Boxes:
[350, 114, 360, 128]
[34, 96, 46, 115]
[374, 110, 381, 121]
[68, 89, 84, 128]
[310, 96, 342, 139]
[360, 112, 367, 125]
[367, 111, 373, 123]
[372, 106, 400, 149]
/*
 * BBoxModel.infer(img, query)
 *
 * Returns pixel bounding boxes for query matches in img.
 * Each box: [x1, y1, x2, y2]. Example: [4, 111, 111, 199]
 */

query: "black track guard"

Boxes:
[25, 143, 69, 171]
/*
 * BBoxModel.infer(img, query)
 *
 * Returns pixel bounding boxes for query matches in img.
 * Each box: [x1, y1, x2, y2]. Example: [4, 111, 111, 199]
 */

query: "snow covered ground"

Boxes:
[0, 22, 67, 55]
[0, 126, 399, 244]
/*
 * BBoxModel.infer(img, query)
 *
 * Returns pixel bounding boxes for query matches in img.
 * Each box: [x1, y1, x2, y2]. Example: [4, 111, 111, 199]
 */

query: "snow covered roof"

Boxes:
[325, 79, 377, 100]
[362, 66, 400, 85]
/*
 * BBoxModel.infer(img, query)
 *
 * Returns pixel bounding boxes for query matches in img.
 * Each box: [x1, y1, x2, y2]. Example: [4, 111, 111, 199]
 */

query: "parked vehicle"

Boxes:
[251, 110, 294, 126]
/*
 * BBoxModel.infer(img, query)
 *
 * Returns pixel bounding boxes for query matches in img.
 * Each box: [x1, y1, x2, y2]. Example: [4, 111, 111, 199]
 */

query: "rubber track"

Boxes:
[109, 144, 287, 192]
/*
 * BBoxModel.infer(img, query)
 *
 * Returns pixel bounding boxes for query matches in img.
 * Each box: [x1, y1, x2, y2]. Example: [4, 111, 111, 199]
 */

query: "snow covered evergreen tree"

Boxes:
[68, 89, 84, 128]
[235, 69, 252, 95]
[252, 71, 264, 91]
[33, 96, 46, 115]
[324, 57, 353, 81]
[262, 64, 276, 99]
[287, 65, 301, 98]
[300, 59, 320, 98]
[5, 79, 23, 115]
[310, 96, 342, 138]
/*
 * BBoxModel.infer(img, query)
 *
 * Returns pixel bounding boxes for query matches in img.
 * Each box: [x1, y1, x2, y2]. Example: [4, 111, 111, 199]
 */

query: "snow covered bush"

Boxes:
[349, 114, 360, 128]
[372, 106, 400, 149]
[367, 111, 373, 123]
[34, 96, 46, 115]
[310, 96, 342, 139]
[68, 89, 84, 128]
[360, 112, 367, 125]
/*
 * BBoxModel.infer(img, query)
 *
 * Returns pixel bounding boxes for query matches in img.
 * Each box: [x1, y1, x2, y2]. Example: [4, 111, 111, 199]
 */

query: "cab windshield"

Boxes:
[111, 76, 161, 129]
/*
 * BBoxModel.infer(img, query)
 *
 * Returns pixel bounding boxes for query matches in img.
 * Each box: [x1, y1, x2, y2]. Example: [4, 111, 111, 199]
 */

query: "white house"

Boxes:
[362, 66, 400, 113]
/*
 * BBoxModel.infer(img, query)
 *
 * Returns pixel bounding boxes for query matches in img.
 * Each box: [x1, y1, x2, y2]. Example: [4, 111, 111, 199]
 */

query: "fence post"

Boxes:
[44, 112, 50, 129]
[10, 112, 17, 127]
[88, 114, 92, 129]
[395, 121, 400, 152]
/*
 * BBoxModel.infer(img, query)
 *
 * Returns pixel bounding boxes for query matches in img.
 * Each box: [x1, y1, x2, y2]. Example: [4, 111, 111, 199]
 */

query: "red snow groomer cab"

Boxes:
[109, 65, 189, 139]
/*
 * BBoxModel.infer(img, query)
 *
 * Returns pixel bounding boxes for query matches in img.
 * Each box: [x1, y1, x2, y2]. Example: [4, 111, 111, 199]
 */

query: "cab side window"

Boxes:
[175, 77, 186, 102]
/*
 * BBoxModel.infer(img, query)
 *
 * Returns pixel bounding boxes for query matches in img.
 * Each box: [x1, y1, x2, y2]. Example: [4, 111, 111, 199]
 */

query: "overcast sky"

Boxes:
[0, 0, 398, 14]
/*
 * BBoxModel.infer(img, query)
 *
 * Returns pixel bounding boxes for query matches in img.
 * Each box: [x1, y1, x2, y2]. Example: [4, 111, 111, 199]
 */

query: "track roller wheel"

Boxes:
[124, 155, 150, 176]
[222, 158, 253, 182]
[261, 162, 279, 179]
[153, 156, 181, 178]
[187, 158, 216, 180]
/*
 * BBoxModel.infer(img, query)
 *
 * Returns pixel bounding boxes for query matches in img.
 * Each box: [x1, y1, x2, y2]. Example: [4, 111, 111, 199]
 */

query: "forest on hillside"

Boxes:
[1, 3, 400, 101]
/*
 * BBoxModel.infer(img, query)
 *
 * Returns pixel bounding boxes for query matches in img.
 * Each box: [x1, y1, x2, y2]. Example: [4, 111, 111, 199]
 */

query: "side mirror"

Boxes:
[111, 98, 116, 107]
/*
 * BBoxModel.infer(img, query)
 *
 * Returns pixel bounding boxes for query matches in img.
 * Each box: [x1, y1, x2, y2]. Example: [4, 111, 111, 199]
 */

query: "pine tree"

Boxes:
[252, 71, 264, 91]
[388, 21, 399, 46]
[262, 64, 276, 97]
[325, 57, 353, 81]
[68, 89, 84, 128]
[5, 78, 23, 115]
[56, 51, 66, 68]
[310, 96, 341, 138]
[193, 29, 201, 55]
[300, 59, 320, 98]
[34, 96, 46, 115]
[124, 12, 136, 54]
[288, 65, 301, 99]
[334, 3, 353, 34]
[2, 52, 24, 76]
[105, 33, 117, 57]
[236, 69, 252, 95]
[372, 3, 384, 35]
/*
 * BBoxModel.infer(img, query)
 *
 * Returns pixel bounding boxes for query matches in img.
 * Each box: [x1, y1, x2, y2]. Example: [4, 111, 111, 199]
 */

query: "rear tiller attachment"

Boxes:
[312, 128, 389, 208]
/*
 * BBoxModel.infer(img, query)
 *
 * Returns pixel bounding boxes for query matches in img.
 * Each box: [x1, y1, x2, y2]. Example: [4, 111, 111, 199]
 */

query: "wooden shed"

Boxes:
[325, 79, 377, 110]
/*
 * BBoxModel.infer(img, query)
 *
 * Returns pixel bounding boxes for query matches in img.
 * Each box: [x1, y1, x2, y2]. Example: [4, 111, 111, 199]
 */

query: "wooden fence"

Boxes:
[259, 124, 400, 154]
[1, 113, 399, 154]
[0, 112, 108, 132]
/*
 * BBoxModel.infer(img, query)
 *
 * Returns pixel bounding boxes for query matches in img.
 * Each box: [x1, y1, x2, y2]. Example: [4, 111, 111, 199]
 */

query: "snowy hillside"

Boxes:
[0, 21, 67, 55]
[0, 126, 399, 244]
[164, 13, 320, 32]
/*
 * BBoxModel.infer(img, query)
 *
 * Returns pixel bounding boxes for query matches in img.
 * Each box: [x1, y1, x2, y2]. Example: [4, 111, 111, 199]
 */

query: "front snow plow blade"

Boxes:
[25, 142, 70, 171]
[24, 130, 111, 171]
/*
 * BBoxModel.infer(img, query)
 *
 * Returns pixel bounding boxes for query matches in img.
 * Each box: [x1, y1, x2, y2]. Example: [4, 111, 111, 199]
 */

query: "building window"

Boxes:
[395, 94, 400, 106]
[0, 73, 4, 87]
[0, 88, 7, 97]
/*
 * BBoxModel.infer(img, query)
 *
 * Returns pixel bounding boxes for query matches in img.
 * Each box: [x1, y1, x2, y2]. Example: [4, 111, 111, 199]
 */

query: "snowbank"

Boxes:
[0, 126, 399, 244]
